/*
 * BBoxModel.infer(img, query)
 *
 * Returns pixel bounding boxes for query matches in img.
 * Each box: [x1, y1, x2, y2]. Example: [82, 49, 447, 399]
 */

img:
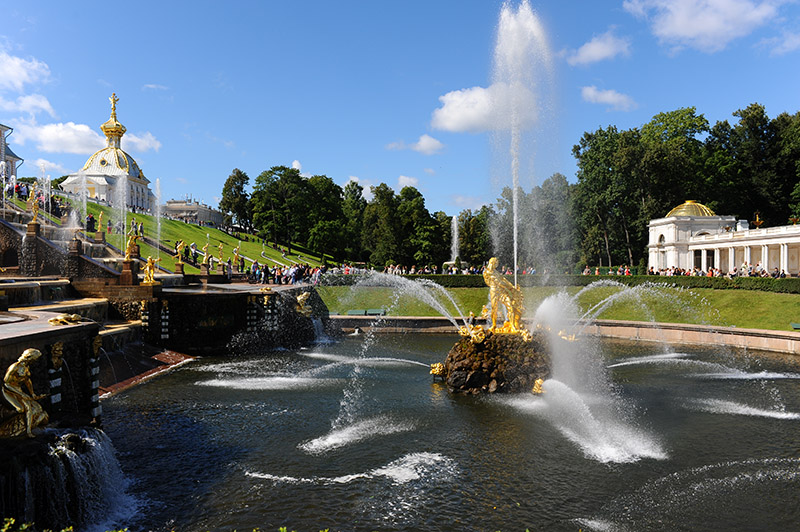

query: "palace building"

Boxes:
[0, 123, 23, 180]
[60, 94, 155, 211]
[648, 200, 800, 274]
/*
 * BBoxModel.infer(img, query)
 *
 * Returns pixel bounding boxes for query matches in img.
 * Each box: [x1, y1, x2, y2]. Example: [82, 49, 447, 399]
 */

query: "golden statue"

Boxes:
[48, 313, 82, 326]
[1, 349, 49, 438]
[296, 292, 313, 317]
[482, 257, 528, 337]
[28, 188, 39, 223]
[97, 210, 104, 229]
[175, 240, 185, 264]
[233, 244, 241, 265]
[124, 233, 139, 261]
[218, 242, 224, 263]
[142, 255, 161, 284]
[532, 378, 545, 395]
[202, 242, 210, 265]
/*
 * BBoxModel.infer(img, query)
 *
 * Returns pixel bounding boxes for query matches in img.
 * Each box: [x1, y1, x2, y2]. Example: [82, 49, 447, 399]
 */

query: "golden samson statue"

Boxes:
[1, 349, 49, 438]
[482, 257, 527, 335]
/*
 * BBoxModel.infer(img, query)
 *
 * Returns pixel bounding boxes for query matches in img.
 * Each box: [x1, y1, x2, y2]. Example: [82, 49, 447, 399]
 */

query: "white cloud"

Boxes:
[431, 82, 537, 133]
[13, 119, 104, 154]
[0, 50, 50, 92]
[292, 159, 302, 171]
[412, 134, 443, 155]
[763, 31, 800, 55]
[125, 131, 162, 152]
[567, 29, 632, 65]
[11, 117, 161, 154]
[452, 195, 487, 210]
[33, 158, 69, 176]
[142, 84, 169, 91]
[624, 0, 781, 53]
[398, 175, 419, 188]
[386, 134, 444, 155]
[175, 177, 188, 184]
[423, 168, 435, 175]
[581, 86, 637, 111]
[0, 93, 55, 116]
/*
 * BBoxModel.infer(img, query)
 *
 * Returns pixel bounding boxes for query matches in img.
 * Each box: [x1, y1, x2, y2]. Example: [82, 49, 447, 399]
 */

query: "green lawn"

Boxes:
[66, 199, 333, 272]
[318, 284, 800, 332]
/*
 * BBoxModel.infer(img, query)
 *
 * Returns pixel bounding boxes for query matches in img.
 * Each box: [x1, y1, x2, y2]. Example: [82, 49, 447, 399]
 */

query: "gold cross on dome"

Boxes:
[109, 93, 119, 113]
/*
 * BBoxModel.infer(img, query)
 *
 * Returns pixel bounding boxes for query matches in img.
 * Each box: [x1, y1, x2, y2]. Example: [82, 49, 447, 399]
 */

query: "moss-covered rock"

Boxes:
[443, 330, 550, 394]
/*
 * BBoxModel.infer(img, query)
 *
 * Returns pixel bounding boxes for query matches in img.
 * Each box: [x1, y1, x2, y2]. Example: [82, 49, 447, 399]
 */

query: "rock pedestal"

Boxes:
[174, 262, 185, 275]
[94, 231, 105, 244]
[443, 331, 550, 394]
[120, 260, 138, 286]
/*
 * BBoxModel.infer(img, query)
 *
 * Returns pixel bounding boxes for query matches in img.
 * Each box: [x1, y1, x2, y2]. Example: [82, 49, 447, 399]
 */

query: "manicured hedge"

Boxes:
[321, 273, 800, 294]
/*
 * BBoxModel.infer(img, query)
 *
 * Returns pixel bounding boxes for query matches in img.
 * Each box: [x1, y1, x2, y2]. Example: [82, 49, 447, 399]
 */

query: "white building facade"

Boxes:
[0, 123, 23, 183]
[648, 200, 800, 274]
[60, 94, 155, 211]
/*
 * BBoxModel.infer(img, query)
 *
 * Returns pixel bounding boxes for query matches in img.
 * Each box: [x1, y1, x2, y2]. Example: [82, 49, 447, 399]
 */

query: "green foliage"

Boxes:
[219, 168, 252, 230]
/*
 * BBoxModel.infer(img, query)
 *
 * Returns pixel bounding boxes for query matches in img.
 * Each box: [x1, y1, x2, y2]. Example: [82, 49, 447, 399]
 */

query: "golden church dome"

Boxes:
[666, 200, 716, 217]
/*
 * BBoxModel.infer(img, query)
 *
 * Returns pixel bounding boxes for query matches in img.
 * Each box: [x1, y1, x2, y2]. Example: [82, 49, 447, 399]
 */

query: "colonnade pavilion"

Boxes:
[648, 200, 800, 274]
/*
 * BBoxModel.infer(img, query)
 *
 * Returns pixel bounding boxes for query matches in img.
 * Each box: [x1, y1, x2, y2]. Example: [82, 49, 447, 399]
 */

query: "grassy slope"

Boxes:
[317, 284, 800, 332]
[71, 200, 331, 272]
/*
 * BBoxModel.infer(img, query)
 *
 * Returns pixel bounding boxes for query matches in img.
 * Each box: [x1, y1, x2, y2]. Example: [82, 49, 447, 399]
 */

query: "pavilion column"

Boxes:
[728, 247, 735, 274]
[781, 244, 789, 273]
[701, 248, 708, 272]
[762, 244, 769, 270]
[744, 246, 751, 266]
[714, 248, 721, 272]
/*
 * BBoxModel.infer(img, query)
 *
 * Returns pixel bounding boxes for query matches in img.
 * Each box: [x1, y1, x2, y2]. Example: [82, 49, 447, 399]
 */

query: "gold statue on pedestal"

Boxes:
[202, 242, 210, 265]
[175, 240, 185, 264]
[1, 349, 49, 438]
[28, 188, 39, 223]
[125, 233, 139, 261]
[482, 257, 529, 338]
[142, 256, 161, 285]
[296, 292, 313, 317]
[218, 242, 224, 263]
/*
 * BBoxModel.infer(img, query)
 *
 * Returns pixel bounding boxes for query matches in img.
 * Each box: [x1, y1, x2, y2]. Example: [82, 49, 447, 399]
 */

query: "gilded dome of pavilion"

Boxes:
[80, 92, 146, 181]
[666, 200, 716, 217]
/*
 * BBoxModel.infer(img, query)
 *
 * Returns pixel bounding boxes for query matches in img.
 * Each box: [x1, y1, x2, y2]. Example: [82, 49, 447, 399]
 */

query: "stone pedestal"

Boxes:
[200, 263, 210, 277]
[26, 221, 40, 237]
[216, 262, 224, 275]
[174, 262, 185, 275]
[94, 231, 105, 244]
[120, 260, 139, 286]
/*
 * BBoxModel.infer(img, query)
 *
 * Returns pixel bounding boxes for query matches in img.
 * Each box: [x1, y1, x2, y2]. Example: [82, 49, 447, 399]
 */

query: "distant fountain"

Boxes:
[490, 0, 555, 284]
[155, 178, 162, 261]
[113, 175, 129, 251]
[450, 215, 459, 263]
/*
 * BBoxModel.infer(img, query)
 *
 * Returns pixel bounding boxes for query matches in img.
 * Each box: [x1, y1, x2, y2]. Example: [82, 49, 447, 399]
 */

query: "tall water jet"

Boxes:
[490, 0, 555, 284]
[450, 215, 459, 263]
[155, 178, 162, 261]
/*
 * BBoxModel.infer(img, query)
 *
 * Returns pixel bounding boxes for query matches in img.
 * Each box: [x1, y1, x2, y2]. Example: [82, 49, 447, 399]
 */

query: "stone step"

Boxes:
[12, 297, 109, 323]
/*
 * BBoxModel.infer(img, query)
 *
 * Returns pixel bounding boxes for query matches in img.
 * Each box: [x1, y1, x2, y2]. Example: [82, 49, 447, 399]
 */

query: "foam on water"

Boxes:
[196, 376, 342, 390]
[504, 380, 667, 463]
[690, 370, 800, 380]
[685, 398, 800, 419]
[302, 351, 429, 368]
[246, 452, 455, 486]
[299, 415, 416, 454]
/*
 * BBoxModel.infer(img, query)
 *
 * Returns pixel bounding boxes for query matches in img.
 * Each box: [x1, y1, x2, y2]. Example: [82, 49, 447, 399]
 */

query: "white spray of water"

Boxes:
[450, 215, 459, 263]
[491, 0, 555, 283]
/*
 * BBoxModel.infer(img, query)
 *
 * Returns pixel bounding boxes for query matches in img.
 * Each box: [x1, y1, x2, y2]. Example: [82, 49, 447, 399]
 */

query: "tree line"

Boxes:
[218, 103, 800, 272]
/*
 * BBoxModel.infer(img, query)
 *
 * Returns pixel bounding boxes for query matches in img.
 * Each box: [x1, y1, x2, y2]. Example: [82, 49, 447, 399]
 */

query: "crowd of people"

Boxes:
[646, 262, 789, 278]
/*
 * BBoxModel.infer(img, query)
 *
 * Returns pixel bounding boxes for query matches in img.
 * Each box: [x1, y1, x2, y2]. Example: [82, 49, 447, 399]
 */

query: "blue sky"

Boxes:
[2, 0, 799, 216]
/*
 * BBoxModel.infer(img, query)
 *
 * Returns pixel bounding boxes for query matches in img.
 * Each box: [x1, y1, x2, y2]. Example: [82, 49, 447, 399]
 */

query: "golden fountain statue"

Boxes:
[296, 292, 313, 318]
[142, 255, 161, 285]
[97, 210, 104, 230]
[218, 242, 224, 264]
[481, 257, 530, 339]
[124, 233, 139, 261]
[0, 348, 49, 438]
[233, 244, 241, 265]
[28, 188, 39, 224]
[202, 242, 210, 265]
[175, 239, 185, 264]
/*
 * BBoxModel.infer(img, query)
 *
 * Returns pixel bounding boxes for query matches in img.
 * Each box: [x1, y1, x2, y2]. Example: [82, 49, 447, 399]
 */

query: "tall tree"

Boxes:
[218, 168, 251, 230]
[361, 183, 400, 266]
[342, 180, 367, 261]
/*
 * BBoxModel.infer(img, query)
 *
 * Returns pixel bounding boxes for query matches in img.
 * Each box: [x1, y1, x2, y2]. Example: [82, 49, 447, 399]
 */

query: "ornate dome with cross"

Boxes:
[60, 93, 155, 211]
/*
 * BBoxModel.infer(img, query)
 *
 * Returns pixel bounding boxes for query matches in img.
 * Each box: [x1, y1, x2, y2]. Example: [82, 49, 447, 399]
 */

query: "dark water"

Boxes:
[100, 334, 800, 532]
